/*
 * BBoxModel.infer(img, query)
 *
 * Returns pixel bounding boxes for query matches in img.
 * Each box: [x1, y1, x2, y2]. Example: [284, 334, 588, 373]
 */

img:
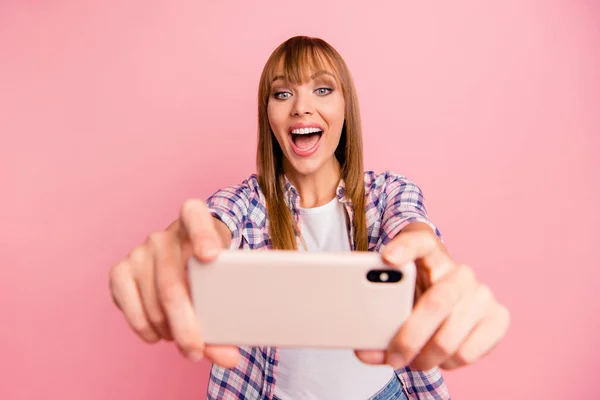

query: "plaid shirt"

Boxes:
[206, 171, 451, 400]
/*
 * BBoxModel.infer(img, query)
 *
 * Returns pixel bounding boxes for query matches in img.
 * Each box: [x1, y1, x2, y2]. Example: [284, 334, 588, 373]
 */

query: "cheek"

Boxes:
[267, 104, 287, 132]
[267, 105, 288, 148]
[323, 101, 345, 134]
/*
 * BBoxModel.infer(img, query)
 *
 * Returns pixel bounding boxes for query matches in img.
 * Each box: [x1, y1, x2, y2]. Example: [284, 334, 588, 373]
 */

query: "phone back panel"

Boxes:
[188, 250, 415, 349]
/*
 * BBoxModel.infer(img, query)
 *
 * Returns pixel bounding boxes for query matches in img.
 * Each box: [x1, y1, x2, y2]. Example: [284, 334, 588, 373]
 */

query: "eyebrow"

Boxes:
[272, 70, 335, 82]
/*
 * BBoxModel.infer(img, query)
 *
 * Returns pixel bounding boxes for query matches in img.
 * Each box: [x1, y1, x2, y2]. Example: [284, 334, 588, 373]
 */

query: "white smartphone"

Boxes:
[187, 250, 416, 349]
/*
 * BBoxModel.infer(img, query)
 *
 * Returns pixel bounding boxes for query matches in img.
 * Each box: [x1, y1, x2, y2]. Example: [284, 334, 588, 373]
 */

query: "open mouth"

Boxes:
[289, 127, 323, 155]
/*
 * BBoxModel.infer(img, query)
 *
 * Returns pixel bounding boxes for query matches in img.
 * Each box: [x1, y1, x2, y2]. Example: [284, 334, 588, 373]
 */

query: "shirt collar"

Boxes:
[281, 173, 350, 210]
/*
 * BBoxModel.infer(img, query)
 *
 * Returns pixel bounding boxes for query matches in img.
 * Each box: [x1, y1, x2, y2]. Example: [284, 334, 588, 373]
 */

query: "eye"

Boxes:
[315, 87, 333, 96]
[274, 91, 291, 100]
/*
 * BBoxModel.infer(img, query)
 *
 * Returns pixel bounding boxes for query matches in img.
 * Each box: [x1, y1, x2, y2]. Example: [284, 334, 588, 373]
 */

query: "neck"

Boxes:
[283, 158, 341, 209]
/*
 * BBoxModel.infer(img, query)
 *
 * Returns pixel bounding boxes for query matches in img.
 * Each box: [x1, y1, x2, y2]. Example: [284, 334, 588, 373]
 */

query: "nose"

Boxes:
[291, 91, 314, 117]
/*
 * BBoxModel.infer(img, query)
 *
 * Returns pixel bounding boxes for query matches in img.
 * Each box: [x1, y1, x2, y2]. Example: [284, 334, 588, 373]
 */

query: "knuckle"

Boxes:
[148, 311, 167, 329]
[181, 198, 205, 219]
[425, 283, 457, 312]
[108, 275, 122, 307]
[177, 339, 195, 352]
[147, 232, 179, 260]
[129, 245, 155, 278]
[147, 231, 167, 248]
[419, 230, 438, 250]
[391, 335, 417, 355]
[109, 261, 129, 292]
[141, 333, 160, 344]
[108, 262, 124, 285]
[131, 318, 157, 342]
[129, 245, 150, 265]
[497, 304, 511, 327]
[424, 292, 447, 313]
[442, 357, 463, 370]
[402, 343, 421, 358]
[430, 335, 458, 358]
[175, 331, 199, 352]
[453, 349, 476, 366]
[477, 284, 494, 304]
[456, 264, 476, 284]
[149, 230, 178, 248]
[157, 281, 181, 308]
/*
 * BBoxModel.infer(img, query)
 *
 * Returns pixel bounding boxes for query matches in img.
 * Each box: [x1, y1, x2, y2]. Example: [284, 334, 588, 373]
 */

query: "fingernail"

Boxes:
[387, 352, 405, 368]
[385, 246, 403, 265]
[369, 352, 386, 364]
[200, 245, 219, 259]
[187, 349, 204, 362]
[196, 237, 219, 259]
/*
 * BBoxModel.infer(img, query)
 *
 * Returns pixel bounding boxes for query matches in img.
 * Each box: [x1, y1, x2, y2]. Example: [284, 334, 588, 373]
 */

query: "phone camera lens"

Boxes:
[366, 269, 403, 283]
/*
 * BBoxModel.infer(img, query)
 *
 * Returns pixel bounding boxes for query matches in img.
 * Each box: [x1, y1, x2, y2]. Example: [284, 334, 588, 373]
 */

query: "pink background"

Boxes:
[1, 1, 598, 399]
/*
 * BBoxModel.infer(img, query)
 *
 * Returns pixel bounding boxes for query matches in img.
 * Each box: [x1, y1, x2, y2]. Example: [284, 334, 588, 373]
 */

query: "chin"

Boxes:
[285, 156, 324, 176]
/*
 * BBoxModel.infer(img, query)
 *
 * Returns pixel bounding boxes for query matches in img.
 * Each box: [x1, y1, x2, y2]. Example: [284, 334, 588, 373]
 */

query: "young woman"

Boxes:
[109, 36, 510, 399]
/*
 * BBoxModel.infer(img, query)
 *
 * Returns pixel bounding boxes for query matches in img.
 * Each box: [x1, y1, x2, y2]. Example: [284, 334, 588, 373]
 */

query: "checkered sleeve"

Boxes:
[397, 366, 451, 400]
[206, 184, 250, 250]
[380, 172, 443, 244]
[206, 347, 268, 400]
[380, 172, 450, 399]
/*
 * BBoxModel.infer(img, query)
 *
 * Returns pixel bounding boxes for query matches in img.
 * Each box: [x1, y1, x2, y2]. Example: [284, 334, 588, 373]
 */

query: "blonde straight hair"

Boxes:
[256, 36, 368, 251]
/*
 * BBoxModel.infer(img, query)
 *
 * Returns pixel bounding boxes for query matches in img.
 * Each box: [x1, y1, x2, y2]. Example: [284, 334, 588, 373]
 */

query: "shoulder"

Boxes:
[365, 170, 442, 240]
[207, 173, 262, 202]
[205, 174, 266, 239]
[363, 170, 424, 198]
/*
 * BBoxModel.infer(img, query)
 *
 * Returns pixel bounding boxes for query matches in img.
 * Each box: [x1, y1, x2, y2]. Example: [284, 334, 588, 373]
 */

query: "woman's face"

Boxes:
[267, 69, 345, 177]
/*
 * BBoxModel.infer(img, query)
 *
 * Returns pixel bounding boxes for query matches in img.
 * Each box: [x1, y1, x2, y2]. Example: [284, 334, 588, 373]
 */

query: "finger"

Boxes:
[204, 345, 242, 369]
[441, 302, 511, 370]
[386, 264, 477, 368]
[151, 231, 205, 360]
[179, 238, 241, 367]
[110, 261, 161, 343]
[110, 272, 123, 311]
[408, 283, 493, 371]
[130, 245, 173, 341]
[354, 350, 386, 365]
[381, 223, 453, 283]
[179, 199, 222, 262]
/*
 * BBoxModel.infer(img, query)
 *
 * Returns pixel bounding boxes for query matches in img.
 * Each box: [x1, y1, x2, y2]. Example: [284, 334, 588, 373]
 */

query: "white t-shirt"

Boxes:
[273, 197, 395, 400]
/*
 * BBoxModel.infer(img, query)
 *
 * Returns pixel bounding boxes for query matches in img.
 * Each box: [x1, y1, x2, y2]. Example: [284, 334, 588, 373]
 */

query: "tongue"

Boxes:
[293, 133, 320, 150]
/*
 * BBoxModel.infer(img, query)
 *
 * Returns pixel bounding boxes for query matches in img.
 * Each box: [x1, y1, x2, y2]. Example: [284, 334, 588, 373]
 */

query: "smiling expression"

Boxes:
[267, 68, 346, 177]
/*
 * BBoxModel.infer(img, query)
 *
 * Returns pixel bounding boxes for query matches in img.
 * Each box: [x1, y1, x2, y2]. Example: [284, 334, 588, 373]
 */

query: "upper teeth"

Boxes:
[291, 127, 322, 134]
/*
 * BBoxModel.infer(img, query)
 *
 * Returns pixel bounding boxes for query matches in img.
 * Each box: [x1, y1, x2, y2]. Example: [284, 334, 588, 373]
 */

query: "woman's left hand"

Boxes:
[355, 222, 510, 371]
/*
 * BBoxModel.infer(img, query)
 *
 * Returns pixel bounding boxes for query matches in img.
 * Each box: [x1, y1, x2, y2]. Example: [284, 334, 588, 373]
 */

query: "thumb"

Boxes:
[382, 222, 454, 283]
[179, 199, 222, 262]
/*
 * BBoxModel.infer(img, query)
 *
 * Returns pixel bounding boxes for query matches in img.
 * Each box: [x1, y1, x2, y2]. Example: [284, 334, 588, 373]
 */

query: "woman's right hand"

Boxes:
[108, 199, 241, 368]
